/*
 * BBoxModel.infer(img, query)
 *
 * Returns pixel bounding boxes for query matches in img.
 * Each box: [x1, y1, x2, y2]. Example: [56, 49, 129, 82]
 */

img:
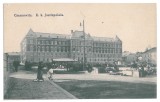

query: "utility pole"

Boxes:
[83, 20, 85, 71]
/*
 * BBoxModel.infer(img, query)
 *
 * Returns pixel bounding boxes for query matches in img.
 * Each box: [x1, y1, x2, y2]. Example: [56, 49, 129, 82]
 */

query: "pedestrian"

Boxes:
[13, 61, 20, 72]
[47, 66, 54, 80]
[34, 61, 44, 82]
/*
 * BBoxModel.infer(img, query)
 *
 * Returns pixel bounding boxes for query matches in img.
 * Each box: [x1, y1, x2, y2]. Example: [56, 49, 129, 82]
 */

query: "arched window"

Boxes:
[30, 45, 33, 51]
[50, 46, 53, 52]
[37, 46, 40, 52]
[42, 46, 45, 52]
[27, 45, 30, 51]
[46, 46, 49, 52]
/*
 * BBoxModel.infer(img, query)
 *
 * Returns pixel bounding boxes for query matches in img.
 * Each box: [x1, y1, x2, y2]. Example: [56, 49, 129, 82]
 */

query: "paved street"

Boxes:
[53, 73, 156, 85]
[6, 70, 156, 99]
[10, 70, 156, 85]
[5, 71, 77, 99]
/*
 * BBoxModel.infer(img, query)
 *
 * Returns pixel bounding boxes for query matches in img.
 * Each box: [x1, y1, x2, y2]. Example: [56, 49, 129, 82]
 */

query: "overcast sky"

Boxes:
[4, 3, 156, 53]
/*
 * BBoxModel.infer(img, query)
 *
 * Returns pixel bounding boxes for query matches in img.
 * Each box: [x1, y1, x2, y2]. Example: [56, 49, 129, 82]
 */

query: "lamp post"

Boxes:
[82, 20, 86, 71]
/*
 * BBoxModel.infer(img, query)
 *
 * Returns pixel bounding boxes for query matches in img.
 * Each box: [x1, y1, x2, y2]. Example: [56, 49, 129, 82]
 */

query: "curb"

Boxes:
[47, 80, 77, 99]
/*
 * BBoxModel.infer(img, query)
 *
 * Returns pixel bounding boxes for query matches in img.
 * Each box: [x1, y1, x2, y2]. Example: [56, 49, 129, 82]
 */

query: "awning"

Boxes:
[52, 58, 77, 62]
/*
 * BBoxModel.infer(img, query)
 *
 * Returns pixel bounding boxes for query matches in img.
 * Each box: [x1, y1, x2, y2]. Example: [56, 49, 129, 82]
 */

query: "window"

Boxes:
[30, 45, 33, 51]
[108, 49, 110, 53]
[42, 46, 44, 51]
[46, 41, 48, 44]
[116, 49, 118, 53]
[99, 48, 101, 53]
[110, 44, 113, 48]
[65, 47, 68, 52]
[105, 49, 107, 53]
[116, 44, 118, 48]
[111, 49, 113, 53]
[57, 47, 59, 52]
[55, 41, 57, 45]
[58, 41, 61, 45]
[42, 41, 45, 44]
[61, 47, 63, 52]
[46, 46, 49, 52]
[38, 41, 40, 44]
[51, 46, 53, 52]
[27, 45, 30, 51]
[72, 47, 75, 51]
[108, 44, 110, 48]
[89, 47, 92, 52]
[102, 49, 104, 53]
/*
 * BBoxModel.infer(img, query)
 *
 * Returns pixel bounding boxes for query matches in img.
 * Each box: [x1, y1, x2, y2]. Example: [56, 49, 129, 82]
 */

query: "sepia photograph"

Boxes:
[3, 3, 157, 99]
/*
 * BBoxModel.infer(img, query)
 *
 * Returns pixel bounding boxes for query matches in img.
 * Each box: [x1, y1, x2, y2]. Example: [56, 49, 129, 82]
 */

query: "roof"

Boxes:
[52, 58, 77, 62]
[71, 30, 117, 41]
[6, 52, 20, 56]
[92, 36, 114, 42]
[27, 28, 71, 39]
[35, 32, 71, 39]
[27, 29, 122, 42]
[71, 30, 92, 40]
[143, 47, 156, 54]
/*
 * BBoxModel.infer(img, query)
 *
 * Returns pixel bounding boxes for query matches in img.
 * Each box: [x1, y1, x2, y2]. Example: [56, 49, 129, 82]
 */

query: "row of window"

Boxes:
[93, 43, 122, 48]
[27, 43, 122, 53]
[37, 53, 69, 56]
[93, 48, 122, 53]
[72, 41, 122, 48]
[31, 52, 121, 58]
[37, 40, 70, 45]
[74, 53, 121, 58]
[72, 47, 122, 53]
[27, 46, 122, 54]
[27, 39, 122, 48]
[29, 57, 120, 62]
[27, 46, 70, 52]
[27, 39, 70, 45]
[72, 40, 92, 46]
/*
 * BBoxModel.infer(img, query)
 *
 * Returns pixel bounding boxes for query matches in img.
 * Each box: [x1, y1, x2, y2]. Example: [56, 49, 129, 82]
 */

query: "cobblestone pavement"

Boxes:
[5, 71, 77, 99]
[6, 70, 156, 99]
[10, 70, 156, 84]
[52, 73, 156, 85]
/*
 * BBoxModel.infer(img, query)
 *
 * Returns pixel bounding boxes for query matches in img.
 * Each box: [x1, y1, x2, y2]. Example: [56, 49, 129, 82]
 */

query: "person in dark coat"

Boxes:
[13, 61, 20, 72]
[34, 61, 44, 82]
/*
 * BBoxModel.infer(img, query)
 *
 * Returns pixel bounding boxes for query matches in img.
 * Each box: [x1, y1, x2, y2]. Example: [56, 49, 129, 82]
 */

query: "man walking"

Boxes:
[34, 61, 44, 82]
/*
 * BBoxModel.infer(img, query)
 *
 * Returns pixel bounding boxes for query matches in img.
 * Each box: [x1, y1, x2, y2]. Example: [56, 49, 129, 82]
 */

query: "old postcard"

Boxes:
[3, 3, 157, 99]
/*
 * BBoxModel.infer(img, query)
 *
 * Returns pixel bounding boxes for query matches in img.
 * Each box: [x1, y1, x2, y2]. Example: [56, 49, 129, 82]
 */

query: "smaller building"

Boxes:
[141, 47, 156, 66]
[122, 52, 137, 66]
[122, 47, 157, 67]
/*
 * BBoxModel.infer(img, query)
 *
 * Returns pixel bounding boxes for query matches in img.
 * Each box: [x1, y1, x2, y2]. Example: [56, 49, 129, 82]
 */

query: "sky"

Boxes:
[4, 3, 156, 53]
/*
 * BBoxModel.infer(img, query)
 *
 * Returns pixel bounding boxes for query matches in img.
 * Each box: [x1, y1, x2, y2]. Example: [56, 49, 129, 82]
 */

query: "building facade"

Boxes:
[122, 52, 137, 65]
[21, 29, 122, 64]
[141, 47, 157, 66]
[122, 47, 157, 66]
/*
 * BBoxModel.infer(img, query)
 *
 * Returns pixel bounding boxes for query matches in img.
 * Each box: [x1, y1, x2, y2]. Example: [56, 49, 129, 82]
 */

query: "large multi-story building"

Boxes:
[21, 29, 122, 64]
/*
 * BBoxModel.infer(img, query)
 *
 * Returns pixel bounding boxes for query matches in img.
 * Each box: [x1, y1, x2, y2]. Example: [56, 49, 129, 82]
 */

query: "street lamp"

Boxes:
[82, 20, 86, 71]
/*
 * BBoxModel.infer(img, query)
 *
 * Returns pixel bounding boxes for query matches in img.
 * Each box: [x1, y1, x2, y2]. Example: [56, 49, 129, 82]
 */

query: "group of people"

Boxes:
[34, 62, 55, 82]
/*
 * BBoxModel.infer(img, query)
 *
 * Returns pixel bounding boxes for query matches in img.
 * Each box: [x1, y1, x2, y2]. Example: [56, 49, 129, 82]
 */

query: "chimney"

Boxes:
[71, 30, 73, 34]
